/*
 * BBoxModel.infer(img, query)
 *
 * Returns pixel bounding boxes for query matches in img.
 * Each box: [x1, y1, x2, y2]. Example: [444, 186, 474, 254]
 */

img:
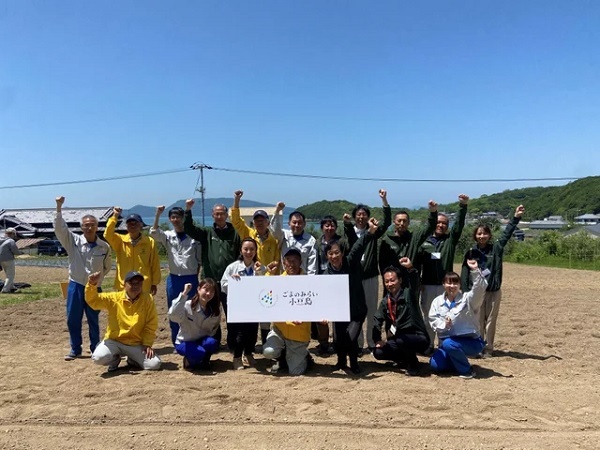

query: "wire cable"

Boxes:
[209, 166, 581, 183]
[0, 167, 192, 190]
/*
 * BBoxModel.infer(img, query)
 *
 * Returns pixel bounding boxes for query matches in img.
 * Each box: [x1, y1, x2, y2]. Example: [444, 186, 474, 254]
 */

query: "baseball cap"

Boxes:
[283, 247, 302, 259]
[253, 210, 269, 220]
[124, 271, 145, 283]
[125, 214, 145, 226]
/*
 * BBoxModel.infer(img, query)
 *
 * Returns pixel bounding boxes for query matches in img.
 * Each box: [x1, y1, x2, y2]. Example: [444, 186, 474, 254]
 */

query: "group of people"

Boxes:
[50, 191, 524, 378]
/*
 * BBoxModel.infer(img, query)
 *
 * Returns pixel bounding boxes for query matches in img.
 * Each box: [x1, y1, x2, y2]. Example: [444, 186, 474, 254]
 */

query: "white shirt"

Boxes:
[149, 227, 202, 276]
[429, 270, 488, 339]
[54, 212, 112, 286]
[271, 214, 318, 275]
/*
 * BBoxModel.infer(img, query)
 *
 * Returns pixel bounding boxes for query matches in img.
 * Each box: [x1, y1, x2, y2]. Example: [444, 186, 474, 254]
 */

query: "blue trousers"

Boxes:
[67, 281, 100, 355]
[166, 274, 199, 345]
[175, 336, 219, 368]
[430, 336, 485, 375]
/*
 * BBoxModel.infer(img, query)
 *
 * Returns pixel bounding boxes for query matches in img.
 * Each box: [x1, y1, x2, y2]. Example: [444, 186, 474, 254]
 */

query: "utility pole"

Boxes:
[190, 163, 213, 226]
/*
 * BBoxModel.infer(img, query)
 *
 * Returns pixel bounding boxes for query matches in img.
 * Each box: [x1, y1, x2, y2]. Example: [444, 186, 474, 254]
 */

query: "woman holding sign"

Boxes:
[221, 238, 265, 370]
[325, 217, 381, 375]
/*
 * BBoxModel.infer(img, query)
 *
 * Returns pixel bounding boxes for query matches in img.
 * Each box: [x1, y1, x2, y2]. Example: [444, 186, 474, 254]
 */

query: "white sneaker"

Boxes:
[270, 360, 280, 373]
[459, 370, 476, 379]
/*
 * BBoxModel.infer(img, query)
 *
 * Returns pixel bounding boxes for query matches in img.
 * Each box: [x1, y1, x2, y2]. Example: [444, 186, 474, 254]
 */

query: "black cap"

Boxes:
[125, 213, 146, 226]
[283, 247, 302, 258]
[124, 271, 145, 283]
[253, 210, 269, 220]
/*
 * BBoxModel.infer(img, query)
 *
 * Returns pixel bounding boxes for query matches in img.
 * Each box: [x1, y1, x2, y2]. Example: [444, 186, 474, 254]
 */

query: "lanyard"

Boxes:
[387, 295, 396, 323]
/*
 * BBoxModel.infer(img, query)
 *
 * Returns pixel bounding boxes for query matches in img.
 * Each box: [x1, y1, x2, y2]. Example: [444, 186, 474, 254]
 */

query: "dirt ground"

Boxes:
[0, 263, 599, 450]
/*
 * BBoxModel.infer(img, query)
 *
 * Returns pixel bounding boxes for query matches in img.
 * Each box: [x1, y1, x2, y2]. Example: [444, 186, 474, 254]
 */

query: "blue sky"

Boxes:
[1, 1, 599, 210]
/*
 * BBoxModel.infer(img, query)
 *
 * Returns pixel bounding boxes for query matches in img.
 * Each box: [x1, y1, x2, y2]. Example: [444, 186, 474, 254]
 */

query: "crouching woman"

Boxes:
[428, 259, 487, 379]
[168, 279, 221, 370]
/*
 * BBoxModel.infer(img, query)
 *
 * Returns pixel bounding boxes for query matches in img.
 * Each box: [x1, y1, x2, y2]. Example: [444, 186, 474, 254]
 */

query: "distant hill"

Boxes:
[297, 176, 600, 222]
[437, 176, 600, 220]
[124, 177, 600, 223]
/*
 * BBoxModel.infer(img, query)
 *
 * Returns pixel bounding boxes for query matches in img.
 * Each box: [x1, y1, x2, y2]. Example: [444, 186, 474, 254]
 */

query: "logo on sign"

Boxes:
[259, 289, 277, 308]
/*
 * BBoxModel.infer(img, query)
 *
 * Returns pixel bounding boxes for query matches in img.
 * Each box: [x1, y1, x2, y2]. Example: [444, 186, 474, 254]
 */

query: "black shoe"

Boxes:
[306, 354, 315, 371]
[334, 355, 347, 370]
[406, 363, 420, 377]
[422, 347, 435, 357]
[198, 359, 212, 371]
[350, 363, 362, 375]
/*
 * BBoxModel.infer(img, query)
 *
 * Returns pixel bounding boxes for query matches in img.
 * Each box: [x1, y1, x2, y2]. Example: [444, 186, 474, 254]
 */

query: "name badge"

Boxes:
[431, 252, 441, 260]
[389, 324, 397, 335]
[481, 268, 491, 277]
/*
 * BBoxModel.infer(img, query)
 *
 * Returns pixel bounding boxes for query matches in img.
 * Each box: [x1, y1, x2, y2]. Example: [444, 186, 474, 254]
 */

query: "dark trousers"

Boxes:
[228, 322, 258, 358]
[373, 332, 430, 367]
[311, 322, 330, 348]
[334, 320, 363, 367]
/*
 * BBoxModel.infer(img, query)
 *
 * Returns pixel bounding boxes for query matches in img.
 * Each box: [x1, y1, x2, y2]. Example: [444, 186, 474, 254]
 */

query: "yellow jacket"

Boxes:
[270, 270, 311, 342]
[231, 207, 281, 273]
[85, 284, 158, 347]
[103, 216, 161, 292]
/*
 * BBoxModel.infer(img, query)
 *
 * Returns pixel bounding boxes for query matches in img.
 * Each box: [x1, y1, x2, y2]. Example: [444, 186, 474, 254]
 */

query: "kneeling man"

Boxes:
[86, 271, 161, 372]
[263, 248, 312, 375]
[372, 259, 430, 376]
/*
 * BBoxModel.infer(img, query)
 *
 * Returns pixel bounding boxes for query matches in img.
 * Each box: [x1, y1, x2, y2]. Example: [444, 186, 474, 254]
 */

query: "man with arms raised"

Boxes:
[419, 194, 469, 355]
[184, 199, 240, 347]
[55, 196, 112, 360]
[150, 205, 202, 347]
[271, 207, 317, 275]
[379, 200, 439, 279]
[103, 207, 160, 295]
[343, 190, 391, 354]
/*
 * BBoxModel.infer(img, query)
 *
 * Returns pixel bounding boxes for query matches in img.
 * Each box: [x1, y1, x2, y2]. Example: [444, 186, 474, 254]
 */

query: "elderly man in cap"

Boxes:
[0, 228, 23, 294]
[103, 207, 160, 295]
[231, 190, 284, 346]
[150, 205, 202, 346]
[86, 270, 161, 372]
[55, 196, 112, 360]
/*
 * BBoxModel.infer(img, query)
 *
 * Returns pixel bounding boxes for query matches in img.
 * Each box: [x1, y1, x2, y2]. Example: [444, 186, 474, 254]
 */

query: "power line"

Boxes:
[0, 164, 587, 191]
[0, 167, 192, 190]
[210, 166, 581, 183]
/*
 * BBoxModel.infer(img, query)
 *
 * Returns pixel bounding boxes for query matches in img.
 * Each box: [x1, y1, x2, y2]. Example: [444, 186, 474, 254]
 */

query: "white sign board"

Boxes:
[227, 274, 350, 322]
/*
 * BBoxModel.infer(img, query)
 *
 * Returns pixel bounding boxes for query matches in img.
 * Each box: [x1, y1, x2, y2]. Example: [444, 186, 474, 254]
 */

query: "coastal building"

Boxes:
[0, 207, 121, 243]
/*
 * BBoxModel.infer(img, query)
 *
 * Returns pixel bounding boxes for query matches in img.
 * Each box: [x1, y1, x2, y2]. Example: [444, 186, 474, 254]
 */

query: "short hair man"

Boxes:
[378, 200, 439, 277]
[372, 261, 430, 376]
[184, 199, 241, 348]
[343, 190, 391, 353]
[150, 205, 202, 346]
[54, 196, 112, 360]
[103, 208, 161, 295]
[263, 248, 312, 375]
[419, 194, 469, 354]
[0, 228, 23, 294]
[86, 270, 161, 372]
[271, 207, 318, 275]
